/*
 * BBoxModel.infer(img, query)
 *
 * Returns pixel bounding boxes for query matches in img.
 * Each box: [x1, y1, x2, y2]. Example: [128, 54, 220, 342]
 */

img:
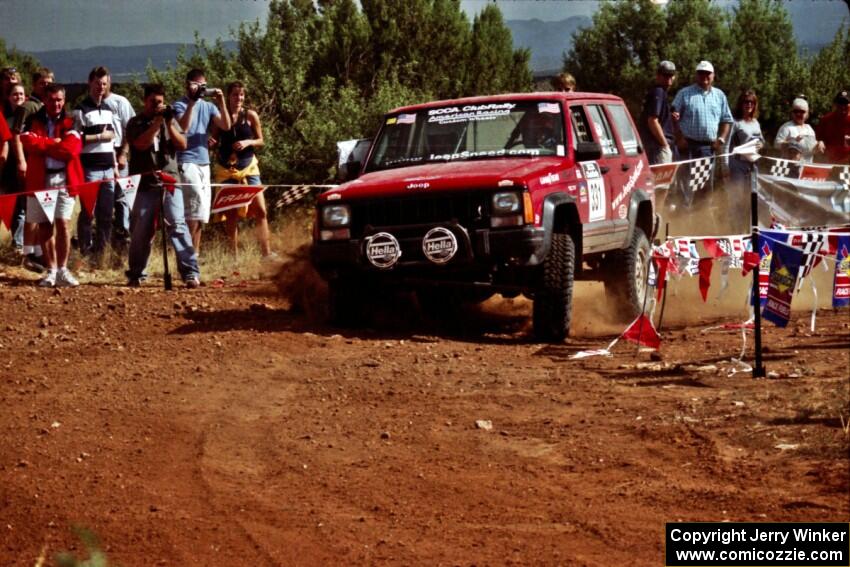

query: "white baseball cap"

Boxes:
[695, 60, 714, 73]
[791, 97, 809, 112]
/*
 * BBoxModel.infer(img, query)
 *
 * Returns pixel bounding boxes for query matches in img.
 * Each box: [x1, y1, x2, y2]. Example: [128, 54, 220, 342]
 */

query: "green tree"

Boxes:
[806, 24, 850, 122]
[564, 0, 666, 112]
[0, 38, 42, 91]
[467, 4, 532, 95]
[724, 0, 800, 131]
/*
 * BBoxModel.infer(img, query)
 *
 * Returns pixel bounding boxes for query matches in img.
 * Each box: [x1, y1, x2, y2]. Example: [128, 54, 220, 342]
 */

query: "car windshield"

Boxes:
[366, 100, 566, 171]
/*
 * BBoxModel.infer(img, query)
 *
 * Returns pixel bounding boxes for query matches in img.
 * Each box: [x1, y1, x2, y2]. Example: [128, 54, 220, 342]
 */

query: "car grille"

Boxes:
[349, 191, 491, 236]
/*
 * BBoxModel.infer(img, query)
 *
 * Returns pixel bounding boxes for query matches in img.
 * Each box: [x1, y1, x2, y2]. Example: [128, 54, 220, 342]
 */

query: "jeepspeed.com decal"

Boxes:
[365, 232, 401, 269]
[422, 227, 458, 264]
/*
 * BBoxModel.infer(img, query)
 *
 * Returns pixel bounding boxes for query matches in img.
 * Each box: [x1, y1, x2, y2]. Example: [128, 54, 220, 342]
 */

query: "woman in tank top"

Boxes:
[213, 81, 273, 258]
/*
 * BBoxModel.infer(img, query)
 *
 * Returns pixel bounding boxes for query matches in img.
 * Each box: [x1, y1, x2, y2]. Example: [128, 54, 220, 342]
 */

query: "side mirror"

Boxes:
[574, 141, 602, 162]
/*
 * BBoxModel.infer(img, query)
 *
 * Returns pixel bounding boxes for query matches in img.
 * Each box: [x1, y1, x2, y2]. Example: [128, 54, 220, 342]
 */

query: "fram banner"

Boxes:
[799, 163, 833, 182]
[834, 235, 850, 308]
[650, 162, 680, 189]
[210, 185, 264, 214]
[758, 175, 850, 228]
[763, 241, 804, 328]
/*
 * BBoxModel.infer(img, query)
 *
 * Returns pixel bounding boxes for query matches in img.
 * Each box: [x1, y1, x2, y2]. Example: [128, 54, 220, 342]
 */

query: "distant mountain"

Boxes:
[505, 17, 592, 73]
[29, 42, 238, 83]
[27, 5, 845, 83]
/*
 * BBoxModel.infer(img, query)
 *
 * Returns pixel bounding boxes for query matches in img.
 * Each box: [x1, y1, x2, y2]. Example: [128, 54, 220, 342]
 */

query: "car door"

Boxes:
[604, 103, 646, 233]
[581, 103, 622, 251]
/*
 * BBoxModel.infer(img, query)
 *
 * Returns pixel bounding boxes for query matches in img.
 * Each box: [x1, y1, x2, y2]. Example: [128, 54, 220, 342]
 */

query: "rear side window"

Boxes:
[587, 104, 618, 157]
[607, 104, 640, 156]
[569, 106, 594, 151]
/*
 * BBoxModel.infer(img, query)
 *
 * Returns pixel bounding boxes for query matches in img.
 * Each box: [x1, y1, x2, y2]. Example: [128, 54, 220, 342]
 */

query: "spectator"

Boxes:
[20, 84, 83, 287]
[212, 81, 274, 258]
[1, 67, 21, 117]
[173, 68, 231, 255]
[125, 84, 200, 288]
[20, 68, 53, 123]
[670, 60, 733, 205]
[2, 83, 27, 251]
[723, 89, 764, 232]
[0, 104, 10, 181]
[73, 66, 117, 262]
[815, 89, 850, 165]
[102, 73, 136, 246]
[551, 72, 576, 93]
[775, 98, 824, 163]
[639, 60, 678, 165]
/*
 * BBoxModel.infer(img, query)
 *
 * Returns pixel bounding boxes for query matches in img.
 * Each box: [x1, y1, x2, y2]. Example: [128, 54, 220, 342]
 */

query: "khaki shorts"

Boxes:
[178, 163, 211, 223]
[26, 171, 76, 223]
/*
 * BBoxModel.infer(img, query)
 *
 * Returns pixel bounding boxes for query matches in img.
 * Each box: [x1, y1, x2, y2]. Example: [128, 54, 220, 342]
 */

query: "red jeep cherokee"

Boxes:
[312, 92, 658, 341]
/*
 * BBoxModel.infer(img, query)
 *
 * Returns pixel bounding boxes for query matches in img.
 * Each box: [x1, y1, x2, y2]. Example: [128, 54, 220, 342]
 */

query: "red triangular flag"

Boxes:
[741, 251, 759, 276]
[0, 194, 17, 231]
[75, 181, 101, 218]
[698, 258, 713, 302]
[702, 238, 725, 259]
[654, 256, 670, 301]
[621, 314, 661, 350]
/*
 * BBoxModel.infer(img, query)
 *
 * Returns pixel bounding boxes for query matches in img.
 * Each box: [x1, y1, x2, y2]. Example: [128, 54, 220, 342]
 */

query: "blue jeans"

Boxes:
[77, 167, 115, 255]
[127, 186, 200, 282]
[113, 163, 130, 239]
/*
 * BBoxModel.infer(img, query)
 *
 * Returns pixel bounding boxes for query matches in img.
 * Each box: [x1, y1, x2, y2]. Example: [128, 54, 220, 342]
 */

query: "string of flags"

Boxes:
[651, 227, 850, 325]
[649, 150, 850, 192]
[0, 169, 336, 228]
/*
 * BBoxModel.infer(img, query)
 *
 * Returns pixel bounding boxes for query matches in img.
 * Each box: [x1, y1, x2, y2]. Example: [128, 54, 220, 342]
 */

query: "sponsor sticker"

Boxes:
[397, 113, 416, 125]
[406, 181, 430, 190]
[539, 172, 559, 185]
[365, 232, 401, 269]
[422, 227, 458, 264]
[618, 204, 627, 219]
[498, 179, 514, 187]
[385, 117, 397, 125]
[538, 102, 560, 114]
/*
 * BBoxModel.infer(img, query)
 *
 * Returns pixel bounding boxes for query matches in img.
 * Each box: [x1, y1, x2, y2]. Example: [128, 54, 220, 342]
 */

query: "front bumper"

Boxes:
[311, 224, 546, 276]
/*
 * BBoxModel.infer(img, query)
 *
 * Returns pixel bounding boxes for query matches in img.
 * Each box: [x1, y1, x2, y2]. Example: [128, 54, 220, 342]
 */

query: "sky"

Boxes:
[1, 0, 847, 52]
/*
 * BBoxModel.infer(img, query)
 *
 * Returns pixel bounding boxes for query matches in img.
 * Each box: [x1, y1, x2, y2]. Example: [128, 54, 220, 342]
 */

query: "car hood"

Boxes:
[320, 158, 568, 202]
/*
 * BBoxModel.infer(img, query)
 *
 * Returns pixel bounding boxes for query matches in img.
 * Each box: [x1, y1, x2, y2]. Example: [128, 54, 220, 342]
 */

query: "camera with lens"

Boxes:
[192, 83, 217, 100]
[158, 105, 174, 121]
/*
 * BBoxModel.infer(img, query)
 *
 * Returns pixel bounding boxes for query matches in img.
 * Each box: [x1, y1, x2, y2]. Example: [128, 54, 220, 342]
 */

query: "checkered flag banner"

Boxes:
[769, 158, 795, 178]
[793, 231, 827, 281]
[838, 166, 850, 192]
[275, 185, 315, 208]
[688, 157, 714, 193]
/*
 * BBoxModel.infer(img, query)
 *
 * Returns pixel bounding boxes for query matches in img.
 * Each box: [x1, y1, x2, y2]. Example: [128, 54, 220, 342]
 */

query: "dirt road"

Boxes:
[0, 264, 847, 566]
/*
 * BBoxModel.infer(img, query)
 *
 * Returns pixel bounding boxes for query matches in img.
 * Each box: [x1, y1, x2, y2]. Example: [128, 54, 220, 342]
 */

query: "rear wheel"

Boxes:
[533, 232, 575, 342]
[604, 227, 651, 320]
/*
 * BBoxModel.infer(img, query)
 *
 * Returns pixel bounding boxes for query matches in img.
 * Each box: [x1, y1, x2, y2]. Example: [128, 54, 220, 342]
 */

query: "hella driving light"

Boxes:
[321, 204, 351, 228]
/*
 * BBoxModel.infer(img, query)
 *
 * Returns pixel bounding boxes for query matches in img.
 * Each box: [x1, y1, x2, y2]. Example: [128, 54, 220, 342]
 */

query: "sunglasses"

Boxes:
[792, 109, 806, 115]
[743, 100, 756, 105]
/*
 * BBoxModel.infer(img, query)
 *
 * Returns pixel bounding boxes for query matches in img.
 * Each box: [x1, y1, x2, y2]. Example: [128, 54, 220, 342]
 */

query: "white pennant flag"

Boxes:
[117, 175, 141, 213]
[35, 189, 59, 223]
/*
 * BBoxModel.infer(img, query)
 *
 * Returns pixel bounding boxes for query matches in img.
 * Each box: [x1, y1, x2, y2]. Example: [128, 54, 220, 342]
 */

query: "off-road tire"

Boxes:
[533, 232, 575, 342]
[604, 227, 651, 321]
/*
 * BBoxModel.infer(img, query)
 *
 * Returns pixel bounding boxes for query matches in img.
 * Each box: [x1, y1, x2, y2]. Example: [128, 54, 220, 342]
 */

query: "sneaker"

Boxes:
[38, 271, 57, 288]
[55, 268, 80, 288]
[261, 251, 281, 262]
[23, 254, 46, 274]
[185, 276, 201, 289]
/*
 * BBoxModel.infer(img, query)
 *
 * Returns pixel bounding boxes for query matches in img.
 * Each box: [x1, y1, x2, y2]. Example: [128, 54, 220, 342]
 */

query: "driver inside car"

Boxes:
[523, 112, 560, 150]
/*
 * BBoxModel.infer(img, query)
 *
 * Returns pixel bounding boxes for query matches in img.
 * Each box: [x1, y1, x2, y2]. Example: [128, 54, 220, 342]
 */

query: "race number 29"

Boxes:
[581, 162, 606, 222]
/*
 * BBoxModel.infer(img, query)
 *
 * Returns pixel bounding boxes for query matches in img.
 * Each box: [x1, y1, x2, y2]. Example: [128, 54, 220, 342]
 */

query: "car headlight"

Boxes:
[492, 192, 521, 215]
[321, 204, 351, 228]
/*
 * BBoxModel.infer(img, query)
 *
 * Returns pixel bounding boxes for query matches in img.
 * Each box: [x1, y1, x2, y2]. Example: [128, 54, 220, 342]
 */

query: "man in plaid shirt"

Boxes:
[671, 60, 733, 206]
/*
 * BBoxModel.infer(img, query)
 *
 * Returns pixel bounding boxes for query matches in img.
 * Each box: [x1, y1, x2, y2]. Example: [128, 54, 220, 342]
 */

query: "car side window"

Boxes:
[587, 104, 619, 157]
[569, 106, 593, 151]
[606, 104, 640, 156]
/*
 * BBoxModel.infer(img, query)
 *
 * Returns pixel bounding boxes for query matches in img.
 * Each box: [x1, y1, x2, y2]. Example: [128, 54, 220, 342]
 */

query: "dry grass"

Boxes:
[0, 205, 316, 288]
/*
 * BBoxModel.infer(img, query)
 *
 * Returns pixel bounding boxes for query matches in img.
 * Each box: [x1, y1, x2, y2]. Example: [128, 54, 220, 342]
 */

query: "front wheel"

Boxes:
[532, 232, 575, 342]
[604, 227, 651, 321]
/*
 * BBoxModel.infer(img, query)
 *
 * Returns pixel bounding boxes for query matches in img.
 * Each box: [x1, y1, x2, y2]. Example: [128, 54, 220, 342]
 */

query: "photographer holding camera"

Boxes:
[172, 68, 231, 256]
[125, 83, 200, 288]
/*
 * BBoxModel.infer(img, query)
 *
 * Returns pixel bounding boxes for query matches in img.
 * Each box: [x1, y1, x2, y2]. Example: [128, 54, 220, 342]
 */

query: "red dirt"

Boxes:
[0, 265, 847, 566]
